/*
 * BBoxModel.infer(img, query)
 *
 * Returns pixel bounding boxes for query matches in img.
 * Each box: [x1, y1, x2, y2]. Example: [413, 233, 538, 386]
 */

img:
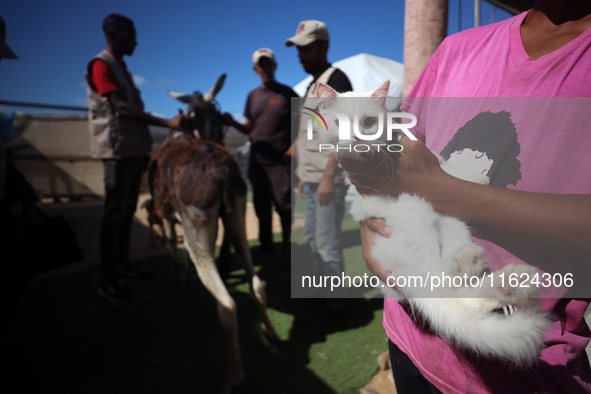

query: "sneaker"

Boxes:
[98, 280, 132, 302]
[117, 266, 154, 282]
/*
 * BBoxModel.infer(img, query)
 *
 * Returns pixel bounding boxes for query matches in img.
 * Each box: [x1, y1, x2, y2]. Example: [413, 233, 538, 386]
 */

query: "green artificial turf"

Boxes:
[2, 212, 388, 394]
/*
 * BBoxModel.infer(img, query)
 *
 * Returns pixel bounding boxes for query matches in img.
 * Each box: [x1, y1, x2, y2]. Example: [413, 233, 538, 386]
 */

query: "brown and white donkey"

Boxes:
[147, 74, 277, 392]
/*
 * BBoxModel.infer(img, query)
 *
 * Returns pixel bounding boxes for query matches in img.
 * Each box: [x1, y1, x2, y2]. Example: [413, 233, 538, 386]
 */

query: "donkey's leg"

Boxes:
[223, 194, 278, 345]
[163, 218, 183, 285]
[147, 220, 156, 247]
[180, 205, 244, 390]
[217, 229, 233, 281]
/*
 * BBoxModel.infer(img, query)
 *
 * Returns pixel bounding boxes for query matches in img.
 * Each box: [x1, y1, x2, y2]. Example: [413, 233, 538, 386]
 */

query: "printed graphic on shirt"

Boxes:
[440, 111, 522, 188]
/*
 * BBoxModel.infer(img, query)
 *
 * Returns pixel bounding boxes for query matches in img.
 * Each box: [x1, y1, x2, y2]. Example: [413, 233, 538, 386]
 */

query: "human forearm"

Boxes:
[424, 173, 591, 272]
[323, 153, 339, 179]
[223, 113, 251, 135]
[380, 138, 591, 275]
[229, 119, 251, 135]
[317, 154, 339, 205]
[342, 137, 591, 275]
[118, 104, 176, 128]
[108, 91, 181, 129]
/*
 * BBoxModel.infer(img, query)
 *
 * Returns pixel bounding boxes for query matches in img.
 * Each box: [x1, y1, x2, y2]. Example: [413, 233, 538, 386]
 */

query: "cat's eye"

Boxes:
[364, 117, 376, 126]
[475, 152, 485, 159]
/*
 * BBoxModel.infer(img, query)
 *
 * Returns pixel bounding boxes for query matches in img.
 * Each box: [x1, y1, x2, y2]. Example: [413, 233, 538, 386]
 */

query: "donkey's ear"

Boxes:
[168, 90, 193, 104]
[316, 83, 338, 98]
[370, 81, 390, 98]
[203, 73, 226, 102]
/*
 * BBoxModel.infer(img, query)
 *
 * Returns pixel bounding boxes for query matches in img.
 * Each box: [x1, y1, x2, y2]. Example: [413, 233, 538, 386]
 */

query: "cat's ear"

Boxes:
[370, 81, 390, 98]
[316, 83, 338, 98]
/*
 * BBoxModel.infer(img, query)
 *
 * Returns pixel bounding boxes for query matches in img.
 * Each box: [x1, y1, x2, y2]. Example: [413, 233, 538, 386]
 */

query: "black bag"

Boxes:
[21, 202, 85, 275]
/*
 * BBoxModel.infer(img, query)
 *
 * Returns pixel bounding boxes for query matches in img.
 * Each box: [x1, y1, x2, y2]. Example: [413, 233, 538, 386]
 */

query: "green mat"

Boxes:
[2, 230, 387, 393]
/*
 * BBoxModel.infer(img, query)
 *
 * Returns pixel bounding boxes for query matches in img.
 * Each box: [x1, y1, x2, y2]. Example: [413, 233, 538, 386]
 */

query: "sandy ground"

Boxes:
[39, 192, 284, 273]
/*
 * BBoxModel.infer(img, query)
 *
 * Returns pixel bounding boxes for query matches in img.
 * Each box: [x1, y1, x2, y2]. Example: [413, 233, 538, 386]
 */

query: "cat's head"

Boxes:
[314, 81, 390, 147]
[313, 81, 400, 187]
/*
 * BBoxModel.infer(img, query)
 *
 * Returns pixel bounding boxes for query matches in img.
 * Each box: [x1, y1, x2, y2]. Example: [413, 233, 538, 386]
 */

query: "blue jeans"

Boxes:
[303, 182, 348, 309]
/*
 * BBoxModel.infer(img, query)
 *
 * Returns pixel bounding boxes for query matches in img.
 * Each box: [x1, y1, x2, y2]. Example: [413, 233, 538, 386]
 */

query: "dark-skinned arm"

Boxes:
[317, 153, 340, 206]
[106, 90, 183, 129]
[222, 113, 252, 135]
[341, 137, 591, 281]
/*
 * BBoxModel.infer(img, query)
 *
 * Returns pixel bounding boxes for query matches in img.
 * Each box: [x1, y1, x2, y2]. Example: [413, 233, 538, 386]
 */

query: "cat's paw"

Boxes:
[451, 244, 488, 277]
[492, 263, 539, 300]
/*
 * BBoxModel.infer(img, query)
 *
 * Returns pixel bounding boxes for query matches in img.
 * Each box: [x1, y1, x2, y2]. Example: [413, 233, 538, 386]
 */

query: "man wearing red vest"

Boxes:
[86, 14, 183, 302]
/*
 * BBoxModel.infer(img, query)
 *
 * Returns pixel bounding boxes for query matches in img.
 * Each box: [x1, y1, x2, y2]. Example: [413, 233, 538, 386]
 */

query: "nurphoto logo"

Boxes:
[302, 106, 327, 132]
[303, 108, 418, 153]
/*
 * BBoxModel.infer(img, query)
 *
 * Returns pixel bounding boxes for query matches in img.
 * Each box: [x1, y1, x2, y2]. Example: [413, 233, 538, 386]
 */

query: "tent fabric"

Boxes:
[293, 52, 403, 107]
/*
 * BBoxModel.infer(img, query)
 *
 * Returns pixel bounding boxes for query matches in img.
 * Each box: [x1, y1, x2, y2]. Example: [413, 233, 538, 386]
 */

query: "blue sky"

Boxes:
[0, 0, 512, 120]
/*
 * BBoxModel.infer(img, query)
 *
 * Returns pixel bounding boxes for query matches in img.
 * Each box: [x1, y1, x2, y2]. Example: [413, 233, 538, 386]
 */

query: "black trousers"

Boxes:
[248, 160, 292, 248]
[389, 340, 443, 394]
[0, 199, 30, 328]
[100, 157, 147, 282]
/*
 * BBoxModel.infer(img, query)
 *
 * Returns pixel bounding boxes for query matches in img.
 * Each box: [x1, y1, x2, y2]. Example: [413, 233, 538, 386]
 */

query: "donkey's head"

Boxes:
[168, 73, 226, 145]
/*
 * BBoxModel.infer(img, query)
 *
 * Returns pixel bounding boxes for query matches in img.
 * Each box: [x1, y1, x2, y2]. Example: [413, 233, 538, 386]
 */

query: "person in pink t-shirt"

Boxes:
[345, 1, 591, 393]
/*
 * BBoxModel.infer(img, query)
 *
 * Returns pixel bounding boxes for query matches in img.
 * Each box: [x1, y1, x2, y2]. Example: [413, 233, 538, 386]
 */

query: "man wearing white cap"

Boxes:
[224, 48, 298, 263]
[286, 20, 353, 337]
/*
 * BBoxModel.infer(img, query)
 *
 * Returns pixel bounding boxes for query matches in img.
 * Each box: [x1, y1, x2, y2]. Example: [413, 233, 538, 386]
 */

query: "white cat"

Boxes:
[311, 81, 550, 366]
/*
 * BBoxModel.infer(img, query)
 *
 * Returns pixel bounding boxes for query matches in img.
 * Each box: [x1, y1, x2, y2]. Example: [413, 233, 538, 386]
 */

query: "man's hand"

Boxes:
[222, 113, 251, 135]
[167, 113, 185, 130]
[337, 136, 444, 199]
[360, 218, 395, 286]
[222, 112, 234, 126]
[316, 152, 340, 205]
[106, 90, 189, 130]
[317, 174, 335, 206]
[298, 179, 305, 198]
[338, 149, 398, 196]
[284, 145, 292, 164]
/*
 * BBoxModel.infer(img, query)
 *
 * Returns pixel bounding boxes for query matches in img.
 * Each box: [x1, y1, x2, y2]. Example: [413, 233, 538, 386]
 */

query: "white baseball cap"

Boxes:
[285, 20, 329, 47]
[252, 48, 275, 65]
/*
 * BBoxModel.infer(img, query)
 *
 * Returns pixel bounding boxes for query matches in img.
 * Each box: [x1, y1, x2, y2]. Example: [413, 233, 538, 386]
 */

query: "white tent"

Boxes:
[293, 52, 404, 108]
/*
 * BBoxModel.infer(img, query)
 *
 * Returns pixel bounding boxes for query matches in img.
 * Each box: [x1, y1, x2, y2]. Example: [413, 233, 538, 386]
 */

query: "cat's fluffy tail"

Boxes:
[413, 297, 550, 366]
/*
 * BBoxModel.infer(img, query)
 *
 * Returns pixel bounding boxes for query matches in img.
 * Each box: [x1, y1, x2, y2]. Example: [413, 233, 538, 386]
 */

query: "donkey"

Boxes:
[147, 74, 278, 391]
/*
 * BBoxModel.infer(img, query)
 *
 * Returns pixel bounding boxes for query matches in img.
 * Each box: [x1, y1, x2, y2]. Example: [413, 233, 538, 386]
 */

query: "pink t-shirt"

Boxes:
[391, 10, 591, 393]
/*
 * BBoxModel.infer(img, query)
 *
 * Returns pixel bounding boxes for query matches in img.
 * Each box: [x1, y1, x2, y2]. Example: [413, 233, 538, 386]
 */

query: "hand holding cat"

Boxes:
[339, 136, 449, 202]
[360, 218, 396, 287]
[354, 135, 454, 289]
